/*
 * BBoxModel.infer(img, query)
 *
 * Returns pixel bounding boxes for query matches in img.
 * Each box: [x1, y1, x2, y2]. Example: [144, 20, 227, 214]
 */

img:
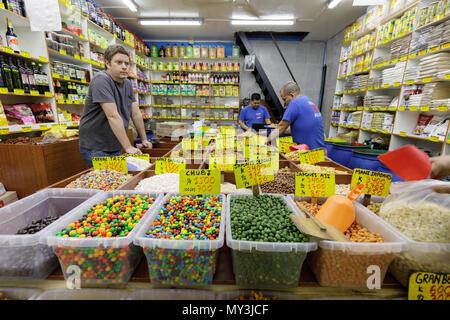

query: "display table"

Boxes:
[0, 138, 89, 198]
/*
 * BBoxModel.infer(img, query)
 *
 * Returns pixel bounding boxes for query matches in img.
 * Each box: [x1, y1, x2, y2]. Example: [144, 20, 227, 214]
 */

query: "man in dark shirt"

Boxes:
[79, 44, 151, 167]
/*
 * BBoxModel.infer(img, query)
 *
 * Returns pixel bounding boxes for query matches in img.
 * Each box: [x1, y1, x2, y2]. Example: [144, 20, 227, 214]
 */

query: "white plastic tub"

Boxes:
[34, 288, 128, 300]
[127, 289, 215, 300]
[41, 191, 163, 288]
[0, 188, 101, 281]
[289, 195, 407, 288]
[0, 287, 41, 300]
[134, 193, 226, 286]
[226, 194, 317, 289]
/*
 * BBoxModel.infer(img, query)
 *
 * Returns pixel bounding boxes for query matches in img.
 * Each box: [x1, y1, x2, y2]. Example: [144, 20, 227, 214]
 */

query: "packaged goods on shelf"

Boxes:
[372, 55, 390, 66]
[364, 95, 394, 107]
[417, 52, 450, 79]
[409, 26, 433, 54]
[52, 61, 90, 82]
[428, 20, 450, 48]
[361, 112, 374, 129]
[404, 64, 420, 82]
[3, 104, 36, 124]
[421, 114, 449, 138]
[376, 7, 416, 46]
[417, 0, 449, 28]
[390, 34, 412, 60]
[346, 111, 362, 126]
[381, 61, 406, 85]
[413, 114, 434, 136]
[431, 98, 450, 108]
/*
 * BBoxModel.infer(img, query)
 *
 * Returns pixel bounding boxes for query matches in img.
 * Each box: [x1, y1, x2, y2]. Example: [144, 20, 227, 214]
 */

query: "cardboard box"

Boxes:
[156, 122, 188, 137]
[0, 191, 18, 208]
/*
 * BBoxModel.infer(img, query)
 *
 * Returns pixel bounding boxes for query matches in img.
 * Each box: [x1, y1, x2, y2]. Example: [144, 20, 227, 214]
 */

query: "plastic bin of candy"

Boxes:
[34, 288, 128, 300]
[289, 195, 406, 288]
[0, 188, 101, 281]
[127, 289, 215, 300]
[41, 191, 163, 288]
[226, 194, 317, 289]
[0, 287, 41, 300]
[134, 193, 226, 286]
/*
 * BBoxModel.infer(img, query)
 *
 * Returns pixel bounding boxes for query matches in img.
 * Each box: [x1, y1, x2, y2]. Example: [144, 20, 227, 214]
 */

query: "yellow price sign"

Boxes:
[39, 125, 49, 130]
[30, 90, 40, 96]
[429, 46, 439, 53]
[3, 47, 13, 54]
[20, 51, 31, 58]
[279, 141, 296, 153]
[418, 50, 427, 56]
[39, 56, 48, 63]
[295, 172, 335, 197]
[299, 148, 325, 164]
[442, 42, 450, 49]
[398, 106, 405, 111]
[423, 77, 432, 83]
[410, 106, 418, 111]
[21, 126, 32, 132]
[179, 169, 220, 195]
[438, 106, 448, 111]
[351, 168, 392, 197]
[45, 92, 53, 97]
[182, 137, 201, 151]
[14, 89, 24, 95]
[63, 75, 70, 80]
[233, 159, 274, 189]
[430, 136, 440, 142]
[399, 131, 407, 136]
[209, 155, 236, 171]
[59, 49, 67, 55]
[420, 106, 430, 111]
[92, 156, 128, 173]
[0, 87, 9, 94]
[155, 157, 186, 174]
[0, 128, 10, 135]
[408, 272, 450, 300]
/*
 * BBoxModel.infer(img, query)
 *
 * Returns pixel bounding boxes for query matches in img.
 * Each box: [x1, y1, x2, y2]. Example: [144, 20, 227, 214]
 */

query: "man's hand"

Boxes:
[141, 140, 152, 149]
[430, 155, 450, 178]
[125, 146, 142, 154]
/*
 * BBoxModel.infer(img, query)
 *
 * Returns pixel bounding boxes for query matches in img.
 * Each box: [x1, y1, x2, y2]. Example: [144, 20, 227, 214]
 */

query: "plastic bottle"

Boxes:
[150, 43, 158, 57]
[172, 44, 178, 58]
[159, 45, 165, 57]
[87, 0, 96, 23]
[179, 43, 186, 57]
[186, 44, 193, 58]
[165, 44, 172, 58]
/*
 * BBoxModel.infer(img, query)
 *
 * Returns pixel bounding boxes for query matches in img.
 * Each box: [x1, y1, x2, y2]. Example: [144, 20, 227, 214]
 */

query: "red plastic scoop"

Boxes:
[377, 145, 431, 181]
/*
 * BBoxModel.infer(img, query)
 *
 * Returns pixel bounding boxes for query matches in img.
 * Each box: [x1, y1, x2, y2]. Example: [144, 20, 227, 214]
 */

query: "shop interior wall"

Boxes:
[321, 29, 346, 136]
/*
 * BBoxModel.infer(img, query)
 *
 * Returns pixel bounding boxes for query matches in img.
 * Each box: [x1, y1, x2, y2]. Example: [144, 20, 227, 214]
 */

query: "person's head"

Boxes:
[250, 93, 261, 109]
[280, 82, 301, 107]
[104, 45, 130, 82]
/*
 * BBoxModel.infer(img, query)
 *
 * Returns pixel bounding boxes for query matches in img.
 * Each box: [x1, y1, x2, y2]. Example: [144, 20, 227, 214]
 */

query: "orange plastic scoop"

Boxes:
[315, 185, 364, 233]
[377, 145, 431, 181]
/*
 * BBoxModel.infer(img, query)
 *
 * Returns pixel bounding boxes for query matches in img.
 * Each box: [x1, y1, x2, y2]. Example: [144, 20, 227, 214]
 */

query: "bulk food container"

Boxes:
[289, 195, 406, 288]
[34, 288, 128, 300]
[0, 287, 41, 300]
[216, 290, 301, 300]
[226, 194, 317, 289]
[134, 193, 226, 286]
[41, 191, 163, 288]
[127, 289, 215, 300]
[0, 188, 100, 281]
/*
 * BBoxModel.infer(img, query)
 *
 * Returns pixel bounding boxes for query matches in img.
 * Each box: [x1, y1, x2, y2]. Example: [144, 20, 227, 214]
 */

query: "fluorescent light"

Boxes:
[328, 0, 343, 9]
[353, 0, 384, 5]
[231, 20, 295, 26]
[140, 19, 203, 26]
[122, 0, 137, 12]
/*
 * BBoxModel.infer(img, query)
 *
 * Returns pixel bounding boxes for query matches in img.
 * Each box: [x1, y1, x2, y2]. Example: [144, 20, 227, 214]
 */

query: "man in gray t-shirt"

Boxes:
[79, 44, 151, 167]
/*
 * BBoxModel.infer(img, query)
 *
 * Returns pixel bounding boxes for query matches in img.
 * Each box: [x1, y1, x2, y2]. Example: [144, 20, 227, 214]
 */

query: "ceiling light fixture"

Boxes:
[140, 18, 203, 26]
[328, 0, 343, 9]
[231, 20, 295, 26]
[121, 0, 137, 12]
[352, 0, 385, 5]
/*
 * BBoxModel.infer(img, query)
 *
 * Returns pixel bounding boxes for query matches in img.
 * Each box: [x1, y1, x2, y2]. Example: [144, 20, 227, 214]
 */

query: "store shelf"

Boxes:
[414, 13, 450, 34]
[56, 100, 85, 106]
[341, 88, 367, 95]
[392, 132, 444, 143]
[380, 1, 419, 25]
[397, 106, 449, 112]
[0, 89, 53, 98]
[371, 58, 405, 71]
[364, 106, 397, 112]
[341, 47, 374, 63]
[47, 48, 92, 65]
[59, 28, 88, 44]
[375, 30, 413, 49]
[367, 83, 402, 91]
[52, 75, 89, 85]
[0, 122, 59, 135]
[0, 6, 29, 27]
[360, 127, 392, 135]
[0, 46, 49, 64]
[88, 40, 107, 52]
[150, 56, 240, 61]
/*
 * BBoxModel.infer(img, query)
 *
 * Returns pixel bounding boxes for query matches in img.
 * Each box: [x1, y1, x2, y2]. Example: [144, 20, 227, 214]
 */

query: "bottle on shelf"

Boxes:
[5, 18, 20, 53]
[54, 79, 62, 100]
[25, 61, 37, 93]
[150, 43, 158, 57]
[165, 44, 172, 58]
[179, 43, 186, 57]
[37, 63, 50, 94]
[172, 44, 178, 58]
[159, 45, 165, 58]
[0, 54, 14, 92]
[17, 58, 30, 93]
[8, 56, 23, 91]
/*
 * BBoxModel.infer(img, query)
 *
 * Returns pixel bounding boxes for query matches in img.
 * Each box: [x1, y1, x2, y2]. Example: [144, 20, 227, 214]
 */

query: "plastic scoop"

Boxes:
[314, 184, 364, 233]
[377, 144, 431, 181]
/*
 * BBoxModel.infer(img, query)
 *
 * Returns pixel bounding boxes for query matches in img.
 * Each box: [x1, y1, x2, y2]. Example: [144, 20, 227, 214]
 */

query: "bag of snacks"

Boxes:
[4, 104, 36, 124]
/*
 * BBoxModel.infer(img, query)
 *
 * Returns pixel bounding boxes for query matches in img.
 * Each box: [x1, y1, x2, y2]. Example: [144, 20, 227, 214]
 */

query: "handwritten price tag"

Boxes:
[233, 159, 274, 189]
[295, 172, 335, 197]
[299, 148, 325, 164]
[279, 141, 296, 153]
[155, 157, 186, 174]
[351, 169, 392, 197]
[179, 169, 220, 195]
[209, 155, 236, 171]
[92, 156, 128, 173]
[408, 272, 450, 300]
[182, 137, 201, 151]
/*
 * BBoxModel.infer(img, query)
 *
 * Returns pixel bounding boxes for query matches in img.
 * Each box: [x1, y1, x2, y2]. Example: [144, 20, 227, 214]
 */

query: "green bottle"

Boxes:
[186, 44, 193, 58]
[150, 43, 158, 58]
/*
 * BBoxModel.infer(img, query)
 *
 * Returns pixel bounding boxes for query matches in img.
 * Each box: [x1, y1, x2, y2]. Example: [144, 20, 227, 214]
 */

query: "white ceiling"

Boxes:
[95, 0, 367, 42]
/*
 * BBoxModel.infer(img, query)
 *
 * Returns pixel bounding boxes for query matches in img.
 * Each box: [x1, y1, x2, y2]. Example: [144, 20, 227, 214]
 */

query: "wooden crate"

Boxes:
[0, 138, 89, 198]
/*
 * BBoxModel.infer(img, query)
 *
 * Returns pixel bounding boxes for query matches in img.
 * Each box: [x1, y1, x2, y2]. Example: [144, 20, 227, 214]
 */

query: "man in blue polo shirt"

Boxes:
[268, 82, 325, 150]
[238, 93, 271, 131]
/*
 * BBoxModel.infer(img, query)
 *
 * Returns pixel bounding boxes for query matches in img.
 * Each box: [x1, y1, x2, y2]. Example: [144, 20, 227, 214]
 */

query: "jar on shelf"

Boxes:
[165, 44, 172, 57]
[209, 46, 216, 59]
[193, 45, 201, 58]
[179, 44, 186, 57]
[217, 45, 225, 58]
[201, 45, 209, 58]
[186, 44, 193, 58]
[172, 44, 179, 58]
[232, 45, 240, 58]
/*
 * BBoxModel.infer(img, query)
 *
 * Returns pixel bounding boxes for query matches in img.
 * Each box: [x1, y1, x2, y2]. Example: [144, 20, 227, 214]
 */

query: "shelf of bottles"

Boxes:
[329, 0, 450, 157]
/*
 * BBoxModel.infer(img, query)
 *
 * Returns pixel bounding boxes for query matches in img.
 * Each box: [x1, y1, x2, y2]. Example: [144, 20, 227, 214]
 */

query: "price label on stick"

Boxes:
[179, 169, 220, 195]
[279, 141, 296, 153]
[299, 148, 325, 164]
[92, 156, 128, 173]
[351, 169, 392, 197]
[295, 172, 335, 197]
[209, 155, 236, 171]
[408, 272, 450, 300]
[155, 158, 186, 174]
[233, 159, 274, 189]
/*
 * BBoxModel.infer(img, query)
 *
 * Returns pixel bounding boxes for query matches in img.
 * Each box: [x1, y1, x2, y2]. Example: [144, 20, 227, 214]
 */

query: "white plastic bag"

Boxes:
[0, 182, 6, 196]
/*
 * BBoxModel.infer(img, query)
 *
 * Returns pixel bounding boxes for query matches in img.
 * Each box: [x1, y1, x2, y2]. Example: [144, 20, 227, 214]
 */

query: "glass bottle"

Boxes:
[17, 58, 30, 93]
[8, 56, 22, 90]
[0, 54, 14, 92]
[6, 18, 20, 53]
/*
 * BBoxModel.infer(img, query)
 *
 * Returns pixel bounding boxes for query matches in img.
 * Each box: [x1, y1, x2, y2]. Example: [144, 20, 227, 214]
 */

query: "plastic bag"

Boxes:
[379, 179, 450, 243]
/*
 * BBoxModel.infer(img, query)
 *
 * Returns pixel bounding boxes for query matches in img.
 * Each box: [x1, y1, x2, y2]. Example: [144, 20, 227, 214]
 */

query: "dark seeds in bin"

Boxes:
[16, 216, 59, 234]
[230, 195, 308, 288]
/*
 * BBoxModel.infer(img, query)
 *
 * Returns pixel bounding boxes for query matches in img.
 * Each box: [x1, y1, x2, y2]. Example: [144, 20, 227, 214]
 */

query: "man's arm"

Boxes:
[100, 102, 141, 154]
[265, 118, 271, 125]
[268, 120, 290, 144]
[131, 102, 152, 148]
[238, 120, 250, 131]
